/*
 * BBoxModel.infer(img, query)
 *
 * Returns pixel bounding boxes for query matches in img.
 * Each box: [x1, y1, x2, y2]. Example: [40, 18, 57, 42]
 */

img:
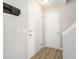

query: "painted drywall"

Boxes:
[59, 0, 76, 48]
[60, 0, 76, 32]
[3, 0, 28, 59]
[61, 0, 76, 58]
[63, 23, 76, 59]
[28, 0, 43, 15]
[27, 1, 43, 59]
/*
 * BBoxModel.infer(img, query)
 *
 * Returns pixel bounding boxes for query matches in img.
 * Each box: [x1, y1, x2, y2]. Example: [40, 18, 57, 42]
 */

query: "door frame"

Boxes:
[43, 10, 61, 48]
[27, 3, 44, 59]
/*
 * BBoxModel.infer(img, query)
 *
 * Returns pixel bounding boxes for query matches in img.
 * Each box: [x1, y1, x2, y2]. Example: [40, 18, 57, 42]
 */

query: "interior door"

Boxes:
[45, 11, 60, 48]
[28, 5, 43, 59]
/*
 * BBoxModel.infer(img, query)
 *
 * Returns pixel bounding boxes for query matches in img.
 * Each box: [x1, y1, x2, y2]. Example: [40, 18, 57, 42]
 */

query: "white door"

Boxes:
[28, 5, 43, 59]
[45, 11, 60, 48]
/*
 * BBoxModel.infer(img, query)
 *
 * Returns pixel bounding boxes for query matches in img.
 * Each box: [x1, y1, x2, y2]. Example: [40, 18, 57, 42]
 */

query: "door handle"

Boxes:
[29, 30, 31, 32]
[57, 32, 60, 34]
[29, 34, 32, 36]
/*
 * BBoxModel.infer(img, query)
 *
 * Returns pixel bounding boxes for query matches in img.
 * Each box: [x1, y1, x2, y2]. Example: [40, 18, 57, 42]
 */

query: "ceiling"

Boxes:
[35, 0, 66, 9]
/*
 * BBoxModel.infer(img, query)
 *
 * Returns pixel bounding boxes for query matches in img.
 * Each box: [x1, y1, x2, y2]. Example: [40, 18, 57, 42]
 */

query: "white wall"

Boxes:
[60, 0, 76, 32]
[59, 0, 76, 48]
[3, 0, 28, 59]
[63, 23, 76, 59]
[61, 0, 76, 58]
[60, 0, 76, 58]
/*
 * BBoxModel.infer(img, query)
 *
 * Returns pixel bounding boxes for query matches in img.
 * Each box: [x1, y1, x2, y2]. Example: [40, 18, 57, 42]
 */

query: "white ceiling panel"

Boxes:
[35, 0, 66, 8]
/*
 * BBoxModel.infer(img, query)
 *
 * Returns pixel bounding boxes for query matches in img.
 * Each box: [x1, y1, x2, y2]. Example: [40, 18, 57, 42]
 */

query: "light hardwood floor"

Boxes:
[31, 47, 63, 59]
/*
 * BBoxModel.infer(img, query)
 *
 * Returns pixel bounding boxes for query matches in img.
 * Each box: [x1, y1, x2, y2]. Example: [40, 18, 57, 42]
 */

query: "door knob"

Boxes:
[29, 34, 32, 36]
[29, 30, 31, 32]
[57, 32, 59, 34]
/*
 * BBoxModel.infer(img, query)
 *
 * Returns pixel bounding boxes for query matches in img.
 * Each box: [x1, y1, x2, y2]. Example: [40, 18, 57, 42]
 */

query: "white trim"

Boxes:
[43, 10, 61, 48]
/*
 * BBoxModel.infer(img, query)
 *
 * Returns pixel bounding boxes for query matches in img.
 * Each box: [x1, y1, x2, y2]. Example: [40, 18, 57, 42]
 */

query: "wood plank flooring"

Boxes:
[31, 47, 63, 59]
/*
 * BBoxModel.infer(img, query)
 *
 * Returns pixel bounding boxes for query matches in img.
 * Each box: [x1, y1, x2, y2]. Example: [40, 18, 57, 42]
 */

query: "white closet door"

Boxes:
[45, 11, 60, 48]
[28, 5, 43, 59]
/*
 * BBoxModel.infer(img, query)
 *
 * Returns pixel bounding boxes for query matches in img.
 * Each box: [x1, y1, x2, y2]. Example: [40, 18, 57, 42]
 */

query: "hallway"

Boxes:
[31, 47, 63, 59]
[3, 0, 76, 59]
